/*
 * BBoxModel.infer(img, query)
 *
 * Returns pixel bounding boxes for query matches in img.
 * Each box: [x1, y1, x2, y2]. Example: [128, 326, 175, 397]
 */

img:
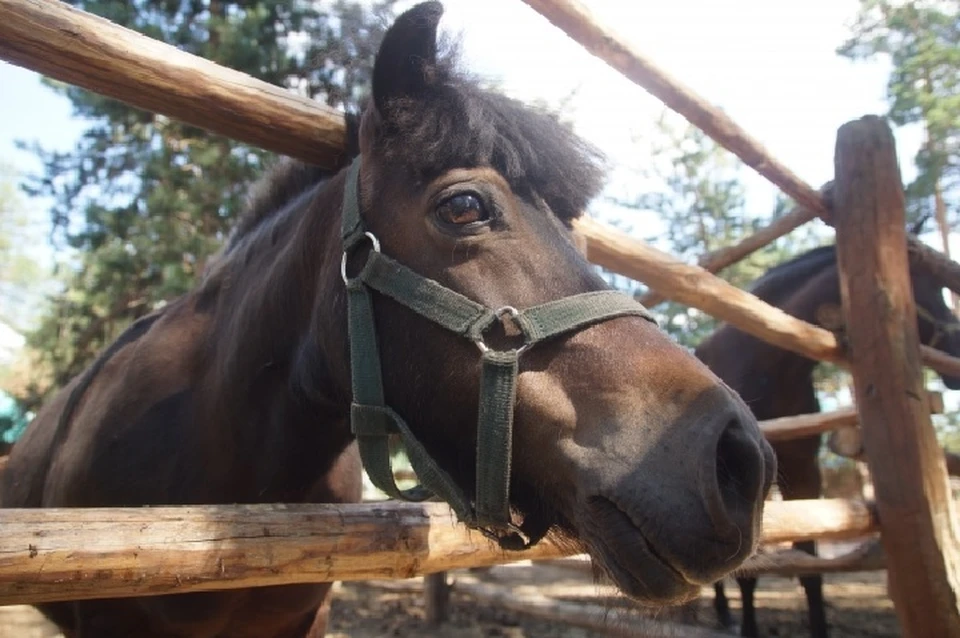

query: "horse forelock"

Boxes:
[368, 46, 607, 224]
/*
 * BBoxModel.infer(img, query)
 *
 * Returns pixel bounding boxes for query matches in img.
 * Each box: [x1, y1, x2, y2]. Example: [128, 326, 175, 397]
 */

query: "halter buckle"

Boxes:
[474, 306, 530, 355]
[341, 231, 381, 284]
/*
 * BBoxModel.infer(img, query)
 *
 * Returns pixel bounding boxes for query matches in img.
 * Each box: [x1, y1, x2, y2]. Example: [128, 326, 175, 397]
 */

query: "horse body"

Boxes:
[697, 244, 960, 638]
[2, 3, 776, 636]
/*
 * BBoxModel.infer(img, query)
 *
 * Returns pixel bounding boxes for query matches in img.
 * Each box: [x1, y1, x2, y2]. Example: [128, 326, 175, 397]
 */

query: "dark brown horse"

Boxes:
[1, 3, 776, 636]
[699, 241, 960, 638]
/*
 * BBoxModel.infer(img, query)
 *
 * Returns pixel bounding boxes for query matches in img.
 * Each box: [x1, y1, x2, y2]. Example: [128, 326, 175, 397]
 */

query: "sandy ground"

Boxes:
[0, 542, 899, 637]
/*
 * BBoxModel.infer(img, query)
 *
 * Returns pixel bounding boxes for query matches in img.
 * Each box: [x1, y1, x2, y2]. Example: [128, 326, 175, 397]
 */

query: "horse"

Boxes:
[1, 3, 776, 636]
[697, 240, 960, 638]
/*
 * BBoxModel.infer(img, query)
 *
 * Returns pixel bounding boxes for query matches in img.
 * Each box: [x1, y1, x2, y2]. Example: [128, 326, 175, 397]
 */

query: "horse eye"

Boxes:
[436, 194, 488, 226]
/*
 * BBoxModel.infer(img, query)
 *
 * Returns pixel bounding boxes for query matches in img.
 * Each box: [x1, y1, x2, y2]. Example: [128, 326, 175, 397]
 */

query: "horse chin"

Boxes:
[574, 496, 701, 605]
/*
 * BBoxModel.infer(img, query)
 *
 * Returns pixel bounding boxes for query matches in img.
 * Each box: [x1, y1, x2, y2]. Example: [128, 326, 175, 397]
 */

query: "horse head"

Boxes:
[314, 1, 776, 603]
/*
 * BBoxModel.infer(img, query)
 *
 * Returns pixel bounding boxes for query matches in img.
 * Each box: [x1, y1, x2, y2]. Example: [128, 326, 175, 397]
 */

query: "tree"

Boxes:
[17, 0, 396, 409]
[839, 1, 960, 270]
[603, 113, 826, 348]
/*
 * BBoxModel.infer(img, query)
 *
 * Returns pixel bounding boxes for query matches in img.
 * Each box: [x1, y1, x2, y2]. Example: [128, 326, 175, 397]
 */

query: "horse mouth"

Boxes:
[582, 496, 700, 604]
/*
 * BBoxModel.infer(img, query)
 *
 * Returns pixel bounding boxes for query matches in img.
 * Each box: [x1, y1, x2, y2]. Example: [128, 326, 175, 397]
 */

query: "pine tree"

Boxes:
[839, 0, 960, 264]
[16, 0, 396, 409]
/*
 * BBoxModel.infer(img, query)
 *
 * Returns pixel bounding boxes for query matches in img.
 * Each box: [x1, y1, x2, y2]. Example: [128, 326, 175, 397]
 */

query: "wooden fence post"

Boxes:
[833, 115, 960, 636]
[424, 572, 450, 626]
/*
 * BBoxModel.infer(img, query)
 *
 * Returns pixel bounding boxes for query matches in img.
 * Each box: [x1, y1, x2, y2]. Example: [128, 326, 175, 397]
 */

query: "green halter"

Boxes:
[340, 157, 657, 549]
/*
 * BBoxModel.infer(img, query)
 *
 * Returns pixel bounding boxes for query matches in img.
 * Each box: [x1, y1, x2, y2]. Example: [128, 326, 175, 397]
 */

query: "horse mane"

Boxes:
[225, 44, 604, 253]
[372, 45, 606, 224]
[226, 112, 362, 251]
[746, 244, 837, 305]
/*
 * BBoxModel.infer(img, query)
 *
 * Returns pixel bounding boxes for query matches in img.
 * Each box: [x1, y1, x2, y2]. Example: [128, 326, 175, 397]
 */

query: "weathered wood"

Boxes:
[520, 0, 828, 219]
[638, 201, 821, 308]
[771, 390, 943, 445]
[762, 407, 859, 442]
[0, 0, 348, 168]
[760, 498, 876, 545]
[828, 428, 960, 480]
[834, 115, 960, 637]
[576, 216, 960, 380]
[637, 200, 960, 311]
[0, 499, 875, 606]
[576, 216, 843, 363]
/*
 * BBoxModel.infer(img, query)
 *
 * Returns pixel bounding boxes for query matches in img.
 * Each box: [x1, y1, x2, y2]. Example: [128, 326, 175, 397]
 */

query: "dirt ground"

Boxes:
[325, 560, 898, 638]
[0, 542, 900, 637]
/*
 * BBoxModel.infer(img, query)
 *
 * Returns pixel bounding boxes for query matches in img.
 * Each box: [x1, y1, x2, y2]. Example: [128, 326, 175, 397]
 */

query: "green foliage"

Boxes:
[17, 0, 395, 409]
[838, 0, 960, 226]
[605, 113, 827, 348]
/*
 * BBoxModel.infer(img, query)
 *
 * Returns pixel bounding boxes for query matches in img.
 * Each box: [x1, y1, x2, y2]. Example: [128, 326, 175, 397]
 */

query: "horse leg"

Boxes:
[738, 577, 759, 637]
[713, 581, 737, 631]
[795, 540, 827, 638]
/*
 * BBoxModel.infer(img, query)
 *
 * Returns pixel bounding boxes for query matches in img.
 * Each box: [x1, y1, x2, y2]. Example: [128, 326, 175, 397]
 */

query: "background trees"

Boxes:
[12, 0, 395, 410]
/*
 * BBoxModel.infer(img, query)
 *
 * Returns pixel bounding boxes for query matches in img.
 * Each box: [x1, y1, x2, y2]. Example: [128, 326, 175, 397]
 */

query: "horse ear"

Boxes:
[910, 213, 931, 237]
[372, 1, 444, 117]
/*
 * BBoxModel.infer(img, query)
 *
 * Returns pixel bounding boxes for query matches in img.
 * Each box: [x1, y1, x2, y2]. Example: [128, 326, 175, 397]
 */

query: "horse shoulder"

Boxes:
[21, 300, 213, 507]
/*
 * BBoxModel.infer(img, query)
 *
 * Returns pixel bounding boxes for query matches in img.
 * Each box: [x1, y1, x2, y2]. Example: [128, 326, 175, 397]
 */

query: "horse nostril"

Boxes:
[713, 419, 765, 529]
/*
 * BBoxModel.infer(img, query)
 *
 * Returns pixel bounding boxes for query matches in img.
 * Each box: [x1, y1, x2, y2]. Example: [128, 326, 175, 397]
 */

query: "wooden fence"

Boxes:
[1, 0, 959, 635]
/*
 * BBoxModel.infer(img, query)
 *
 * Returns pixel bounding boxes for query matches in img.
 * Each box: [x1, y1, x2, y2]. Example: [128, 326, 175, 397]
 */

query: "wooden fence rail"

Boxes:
[518, 0, 828, 219]
[576, 217, 960, 379]
[0, 499, 875, 606]
[0, 0, 347, 167]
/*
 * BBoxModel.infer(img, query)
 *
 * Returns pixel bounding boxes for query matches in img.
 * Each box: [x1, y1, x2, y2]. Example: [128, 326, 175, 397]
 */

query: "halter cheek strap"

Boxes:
[340, 157, 657, 549]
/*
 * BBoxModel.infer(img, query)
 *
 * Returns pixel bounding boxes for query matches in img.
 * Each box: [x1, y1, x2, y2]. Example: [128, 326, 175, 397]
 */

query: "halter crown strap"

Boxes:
[339, 157, 657, 548]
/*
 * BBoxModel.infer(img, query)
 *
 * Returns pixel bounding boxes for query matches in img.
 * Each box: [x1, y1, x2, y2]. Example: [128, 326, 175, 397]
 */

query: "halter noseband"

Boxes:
[340, 157, 657, 549]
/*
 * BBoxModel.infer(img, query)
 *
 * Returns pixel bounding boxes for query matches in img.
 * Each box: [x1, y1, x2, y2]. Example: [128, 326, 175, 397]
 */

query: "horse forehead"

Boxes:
[425, 166, 512, 192]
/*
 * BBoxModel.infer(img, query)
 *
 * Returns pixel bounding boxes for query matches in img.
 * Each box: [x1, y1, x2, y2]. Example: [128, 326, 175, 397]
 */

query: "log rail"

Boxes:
[0, 499, 876, 606]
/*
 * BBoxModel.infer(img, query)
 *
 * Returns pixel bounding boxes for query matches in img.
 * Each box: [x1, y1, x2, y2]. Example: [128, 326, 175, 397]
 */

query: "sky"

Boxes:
[0, 0, 950, 356]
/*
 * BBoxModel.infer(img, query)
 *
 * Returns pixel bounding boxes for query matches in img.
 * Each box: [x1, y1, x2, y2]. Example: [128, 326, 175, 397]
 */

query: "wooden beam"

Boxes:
[519, 0, 828, 219]
[834, 115, 960, 637]
[576, 216, 843, 363]
[576, 216, 960, 379]
[638, 202, 822, 308]
[0, 498, 875, 606]
[637, 198, 960, 311]
[0, 0, 348, 168]
[761, 407, 859, 442]
[759, 498, 876, 545]
[766, 390, 943, 444]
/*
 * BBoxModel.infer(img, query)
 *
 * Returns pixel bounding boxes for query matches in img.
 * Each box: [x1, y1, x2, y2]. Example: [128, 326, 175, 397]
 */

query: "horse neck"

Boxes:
[728, 264, 842, 420]
[199, 174, 351, 458]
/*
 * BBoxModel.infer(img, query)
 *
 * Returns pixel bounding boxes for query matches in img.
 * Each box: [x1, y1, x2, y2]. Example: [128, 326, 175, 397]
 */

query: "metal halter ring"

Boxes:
[341, 231, 381, 284]
[474, 306, 530, 355]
